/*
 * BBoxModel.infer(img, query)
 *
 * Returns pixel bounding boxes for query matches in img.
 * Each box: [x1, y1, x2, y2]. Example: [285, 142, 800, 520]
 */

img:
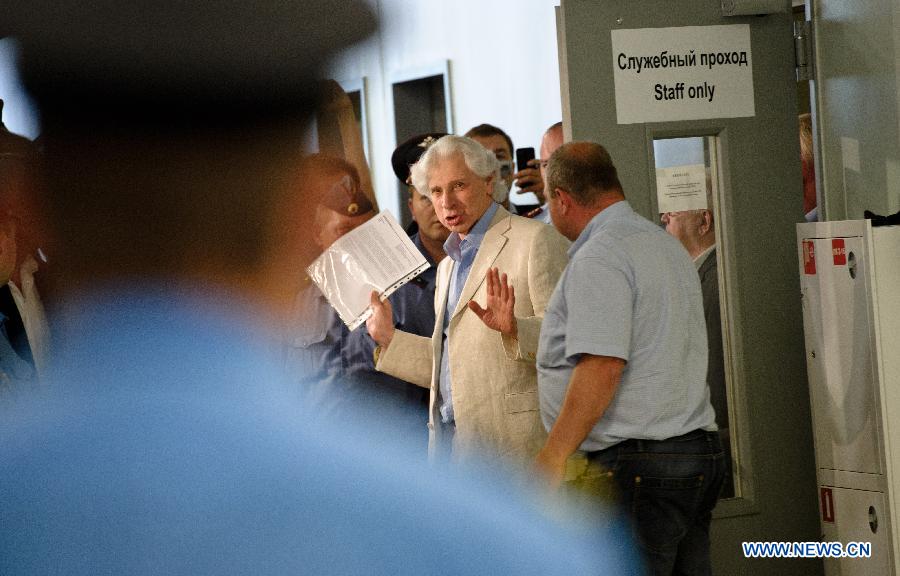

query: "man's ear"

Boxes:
[699, 210, 714, 236]
[554, 188, 571, 213]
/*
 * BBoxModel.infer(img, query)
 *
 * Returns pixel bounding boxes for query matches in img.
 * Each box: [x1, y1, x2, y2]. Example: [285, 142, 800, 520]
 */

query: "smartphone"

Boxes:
[515, 147, 535, 171]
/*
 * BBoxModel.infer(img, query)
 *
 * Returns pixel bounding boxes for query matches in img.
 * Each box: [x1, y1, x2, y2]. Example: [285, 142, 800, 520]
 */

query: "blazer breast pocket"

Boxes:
[504, 389, 539, 414]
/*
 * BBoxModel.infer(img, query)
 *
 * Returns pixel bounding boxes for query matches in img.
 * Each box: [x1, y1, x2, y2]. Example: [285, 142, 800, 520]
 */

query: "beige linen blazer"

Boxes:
[376, 206, 569, 465]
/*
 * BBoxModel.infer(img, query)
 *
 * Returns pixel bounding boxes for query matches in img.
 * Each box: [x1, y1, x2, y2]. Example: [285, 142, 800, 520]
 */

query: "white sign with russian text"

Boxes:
[611, 25, 755, 124]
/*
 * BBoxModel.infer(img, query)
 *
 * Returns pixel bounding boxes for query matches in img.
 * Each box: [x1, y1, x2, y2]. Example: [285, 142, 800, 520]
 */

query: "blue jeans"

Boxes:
[587, 429, 725, 576]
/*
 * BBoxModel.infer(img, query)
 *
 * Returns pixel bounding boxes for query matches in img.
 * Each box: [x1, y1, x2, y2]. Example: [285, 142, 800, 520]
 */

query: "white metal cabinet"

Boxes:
[798, 220, 900, 575]
[820, 488, 890, 574]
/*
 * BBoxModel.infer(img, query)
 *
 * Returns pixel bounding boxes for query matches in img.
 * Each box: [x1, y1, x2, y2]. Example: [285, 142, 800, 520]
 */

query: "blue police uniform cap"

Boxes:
[390, 132, 447, 185]
[2, 0, 377, 131]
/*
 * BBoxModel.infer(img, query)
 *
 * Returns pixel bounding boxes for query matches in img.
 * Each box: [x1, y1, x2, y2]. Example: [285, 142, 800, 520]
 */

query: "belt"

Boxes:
[586, 428, 715, 458]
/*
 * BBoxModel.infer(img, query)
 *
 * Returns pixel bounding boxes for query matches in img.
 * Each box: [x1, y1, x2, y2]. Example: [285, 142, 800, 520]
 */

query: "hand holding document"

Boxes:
[306, 211, 429, 330]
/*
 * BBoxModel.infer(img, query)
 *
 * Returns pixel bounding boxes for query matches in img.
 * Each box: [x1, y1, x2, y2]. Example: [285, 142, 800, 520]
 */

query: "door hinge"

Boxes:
[721, 0, 791, 17]
[794, 20, 814, 82]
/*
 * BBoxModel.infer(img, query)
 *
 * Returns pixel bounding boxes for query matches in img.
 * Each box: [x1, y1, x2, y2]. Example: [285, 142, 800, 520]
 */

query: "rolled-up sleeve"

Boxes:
[563, 257, 632, 363]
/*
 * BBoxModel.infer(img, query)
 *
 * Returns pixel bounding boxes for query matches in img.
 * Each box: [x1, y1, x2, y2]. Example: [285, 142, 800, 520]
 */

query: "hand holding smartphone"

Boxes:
[513, 146, 544, 199]
[515, 147, 535, 172]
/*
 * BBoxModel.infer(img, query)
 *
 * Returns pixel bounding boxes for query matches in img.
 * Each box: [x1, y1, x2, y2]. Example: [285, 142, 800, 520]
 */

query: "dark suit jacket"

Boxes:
[699, 248, 727, 430]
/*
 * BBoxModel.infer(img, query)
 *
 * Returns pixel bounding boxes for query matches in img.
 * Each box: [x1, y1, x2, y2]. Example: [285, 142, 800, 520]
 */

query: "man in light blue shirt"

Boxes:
[533, 142, 724, 575]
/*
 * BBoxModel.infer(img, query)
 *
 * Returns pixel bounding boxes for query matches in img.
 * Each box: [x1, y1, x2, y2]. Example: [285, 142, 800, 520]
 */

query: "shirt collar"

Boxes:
[694, 244, 716, 270]
[568, 200, 631, 258]
[444, 201, 499, 262]
[411, 232, 436, 267]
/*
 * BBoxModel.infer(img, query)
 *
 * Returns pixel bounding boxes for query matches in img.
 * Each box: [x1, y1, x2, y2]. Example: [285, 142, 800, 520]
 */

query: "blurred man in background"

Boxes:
[285, 148, 440, 452]
[285, 153, 377, 412]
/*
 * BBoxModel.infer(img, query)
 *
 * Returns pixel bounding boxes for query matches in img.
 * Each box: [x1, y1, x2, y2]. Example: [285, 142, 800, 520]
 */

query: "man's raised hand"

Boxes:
[468, 267, 517, 339]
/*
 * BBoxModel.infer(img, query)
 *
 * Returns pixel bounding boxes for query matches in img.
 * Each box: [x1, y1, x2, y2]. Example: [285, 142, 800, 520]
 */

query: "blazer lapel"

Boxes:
[450, 206, 511, 321]
[433, 257, 454, 337]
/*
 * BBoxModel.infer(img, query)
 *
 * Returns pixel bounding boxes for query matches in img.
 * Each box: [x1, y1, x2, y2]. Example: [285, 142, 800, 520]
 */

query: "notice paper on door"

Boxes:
[306, 211, 429, 330]
[656, 163, 709, 213]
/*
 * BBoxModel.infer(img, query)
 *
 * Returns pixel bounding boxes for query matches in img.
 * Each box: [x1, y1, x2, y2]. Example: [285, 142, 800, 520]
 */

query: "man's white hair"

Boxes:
[410, 135, 506, 202]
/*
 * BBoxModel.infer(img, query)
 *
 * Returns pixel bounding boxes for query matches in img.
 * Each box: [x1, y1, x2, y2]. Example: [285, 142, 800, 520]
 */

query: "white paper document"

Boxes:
[306, 211, 429, 330]
[656, 164, 709, 213]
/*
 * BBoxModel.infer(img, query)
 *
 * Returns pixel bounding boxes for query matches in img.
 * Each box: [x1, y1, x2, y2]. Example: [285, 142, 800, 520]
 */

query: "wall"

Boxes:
[327, 0, 564, 220]
[813, 0, 900, 221]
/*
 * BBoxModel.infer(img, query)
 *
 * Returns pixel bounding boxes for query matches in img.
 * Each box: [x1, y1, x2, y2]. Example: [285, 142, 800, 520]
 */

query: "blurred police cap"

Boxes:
[1, 0, 376, 130]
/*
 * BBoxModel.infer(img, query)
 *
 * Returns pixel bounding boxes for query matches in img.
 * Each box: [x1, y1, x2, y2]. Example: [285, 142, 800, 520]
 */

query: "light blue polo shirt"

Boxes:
[537, 200, 716, 451]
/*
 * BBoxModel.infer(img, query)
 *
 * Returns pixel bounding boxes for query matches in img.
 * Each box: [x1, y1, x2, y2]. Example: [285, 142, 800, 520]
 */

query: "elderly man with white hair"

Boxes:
[367, 135, 569, 467]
